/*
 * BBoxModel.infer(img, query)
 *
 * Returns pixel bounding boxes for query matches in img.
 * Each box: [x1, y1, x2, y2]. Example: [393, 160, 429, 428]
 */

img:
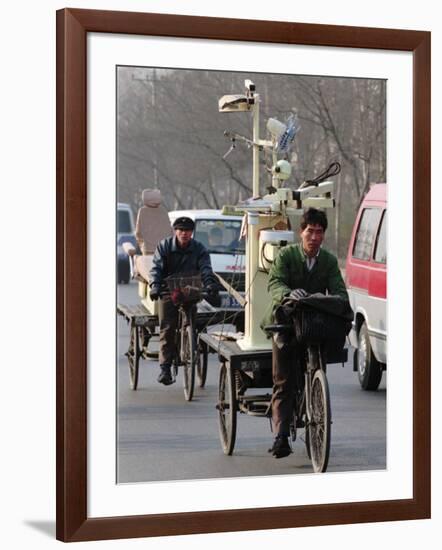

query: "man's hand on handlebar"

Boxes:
[149, 286, 160, 301]
[207, 285, 219, 298]
[289, 288, 309, 301]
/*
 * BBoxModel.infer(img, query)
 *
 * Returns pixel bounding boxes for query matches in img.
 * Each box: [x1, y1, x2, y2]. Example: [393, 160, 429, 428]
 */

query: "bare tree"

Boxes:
[117, 67, 386, 260]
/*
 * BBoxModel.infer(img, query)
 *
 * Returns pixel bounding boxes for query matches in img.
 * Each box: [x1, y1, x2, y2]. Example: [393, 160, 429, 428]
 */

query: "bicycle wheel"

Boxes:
[217, 361, 237, 455]
[197, 339, 208, 388]
[127, 325, 140, 390]
[181, 320, 196, 401]
[307, 369, 331, 472]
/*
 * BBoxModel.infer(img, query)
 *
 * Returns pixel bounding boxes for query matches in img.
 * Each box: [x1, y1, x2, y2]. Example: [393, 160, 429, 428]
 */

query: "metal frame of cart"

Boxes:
[200, 332, 274, 455]
[117, 301, 244, 392]
[200, 329, 347, 471]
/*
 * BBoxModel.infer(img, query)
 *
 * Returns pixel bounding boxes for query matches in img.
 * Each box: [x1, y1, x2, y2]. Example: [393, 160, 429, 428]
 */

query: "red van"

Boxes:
[345, 184, 387, 390]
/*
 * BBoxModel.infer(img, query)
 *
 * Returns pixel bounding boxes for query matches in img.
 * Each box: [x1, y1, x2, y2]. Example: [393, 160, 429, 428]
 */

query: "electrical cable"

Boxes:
[260, 241, 276, 274]
[301, 161, 341, 188]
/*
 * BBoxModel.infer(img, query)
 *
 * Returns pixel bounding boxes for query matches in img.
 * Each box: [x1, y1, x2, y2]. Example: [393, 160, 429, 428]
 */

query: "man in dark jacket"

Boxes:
[149, 216, 218, 385]
[264, 208, 350, 458]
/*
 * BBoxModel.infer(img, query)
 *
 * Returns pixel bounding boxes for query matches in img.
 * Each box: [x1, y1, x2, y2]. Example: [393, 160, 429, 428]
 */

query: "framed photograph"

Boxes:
[56, 8, 430, 542]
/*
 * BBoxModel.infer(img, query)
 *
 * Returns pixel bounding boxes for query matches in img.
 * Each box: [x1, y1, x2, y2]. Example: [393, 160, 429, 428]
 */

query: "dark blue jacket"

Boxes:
[149, 236, 217, 290]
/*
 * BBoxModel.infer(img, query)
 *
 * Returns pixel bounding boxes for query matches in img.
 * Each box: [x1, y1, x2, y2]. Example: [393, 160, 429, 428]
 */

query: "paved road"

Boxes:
[117, 281, 386, 483]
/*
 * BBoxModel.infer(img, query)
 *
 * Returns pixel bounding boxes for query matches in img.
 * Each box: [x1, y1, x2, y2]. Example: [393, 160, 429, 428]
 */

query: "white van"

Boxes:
[345, 184, 387, 390]
[168, 209, 245, 308]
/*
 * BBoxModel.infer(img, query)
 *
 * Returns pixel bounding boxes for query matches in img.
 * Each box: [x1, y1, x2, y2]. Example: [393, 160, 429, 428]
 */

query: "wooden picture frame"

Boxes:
[56, 8, 431, 542]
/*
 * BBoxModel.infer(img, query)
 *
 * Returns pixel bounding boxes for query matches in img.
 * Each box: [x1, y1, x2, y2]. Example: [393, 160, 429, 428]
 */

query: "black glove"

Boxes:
[207, 285, 219, 298]
[289, 288, 309, 301]
[149, 286, 160, 301]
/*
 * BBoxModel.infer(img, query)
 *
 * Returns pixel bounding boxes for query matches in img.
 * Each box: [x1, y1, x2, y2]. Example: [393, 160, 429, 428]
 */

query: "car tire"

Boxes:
[357, 322, 383, 391]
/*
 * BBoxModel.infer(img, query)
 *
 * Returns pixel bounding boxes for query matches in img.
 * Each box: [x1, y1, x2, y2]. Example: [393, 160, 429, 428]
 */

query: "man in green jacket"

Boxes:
[264, 208, 349, 458]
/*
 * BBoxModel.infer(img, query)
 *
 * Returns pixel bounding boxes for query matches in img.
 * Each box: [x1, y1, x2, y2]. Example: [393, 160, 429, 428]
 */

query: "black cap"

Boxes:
[173, 216, 195, 231]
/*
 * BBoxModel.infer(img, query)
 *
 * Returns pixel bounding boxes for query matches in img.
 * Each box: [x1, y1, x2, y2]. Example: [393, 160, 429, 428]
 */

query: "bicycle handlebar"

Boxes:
[157, 289, 215, 306]
[159, 287, 213, 296]
[263, 324, 292, 333]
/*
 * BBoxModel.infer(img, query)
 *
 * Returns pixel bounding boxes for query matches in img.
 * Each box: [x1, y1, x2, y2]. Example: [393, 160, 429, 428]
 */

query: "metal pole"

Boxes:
[252, 94, 260, 197]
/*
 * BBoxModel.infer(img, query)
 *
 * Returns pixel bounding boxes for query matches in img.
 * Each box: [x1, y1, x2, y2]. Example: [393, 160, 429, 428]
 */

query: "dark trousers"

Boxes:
[271, 340, 299, 436]
[158, 297, 179, 366]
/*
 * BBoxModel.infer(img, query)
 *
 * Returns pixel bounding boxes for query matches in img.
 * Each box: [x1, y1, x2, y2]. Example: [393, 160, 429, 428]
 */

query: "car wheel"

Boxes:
[357, 322, 383, 391]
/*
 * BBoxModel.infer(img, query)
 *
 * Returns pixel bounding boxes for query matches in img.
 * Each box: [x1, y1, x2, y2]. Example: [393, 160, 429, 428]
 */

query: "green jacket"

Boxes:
[261, 243, 349, 330]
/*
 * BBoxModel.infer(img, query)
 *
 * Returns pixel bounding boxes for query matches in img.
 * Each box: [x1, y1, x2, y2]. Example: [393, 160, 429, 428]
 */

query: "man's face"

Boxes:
[299, 223, 325, 257]
[175, 228, 193, 247]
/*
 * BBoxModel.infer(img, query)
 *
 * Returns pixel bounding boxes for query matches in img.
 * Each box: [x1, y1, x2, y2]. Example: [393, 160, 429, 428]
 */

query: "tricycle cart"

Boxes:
[200, 309, 348, 473]
[117, 299, 244, 397]
[199, 332, 273, 455]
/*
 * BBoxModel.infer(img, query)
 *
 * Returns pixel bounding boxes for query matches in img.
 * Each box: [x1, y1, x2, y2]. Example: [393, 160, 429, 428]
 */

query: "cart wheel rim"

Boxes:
[182, 324, 196, 401]
[197, 341, 208, 388]
[127, 325, 140, 390]
[308, 369, 331, 472]
[217, 362, 237, 455]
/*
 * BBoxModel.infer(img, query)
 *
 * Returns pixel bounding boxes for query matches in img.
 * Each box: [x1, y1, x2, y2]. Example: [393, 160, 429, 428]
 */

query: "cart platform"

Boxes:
[199, 332, 273, 389]
[117, 301, 244, 331]
[117, 303, 156, 326]
[199, 332, 271, 365]
[199, 330, 348, 373]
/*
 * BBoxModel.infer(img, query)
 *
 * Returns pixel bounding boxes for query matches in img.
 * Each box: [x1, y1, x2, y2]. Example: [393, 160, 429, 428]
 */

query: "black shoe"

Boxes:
[268, 435, 291, 458]
[157, 365, 174, 386]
